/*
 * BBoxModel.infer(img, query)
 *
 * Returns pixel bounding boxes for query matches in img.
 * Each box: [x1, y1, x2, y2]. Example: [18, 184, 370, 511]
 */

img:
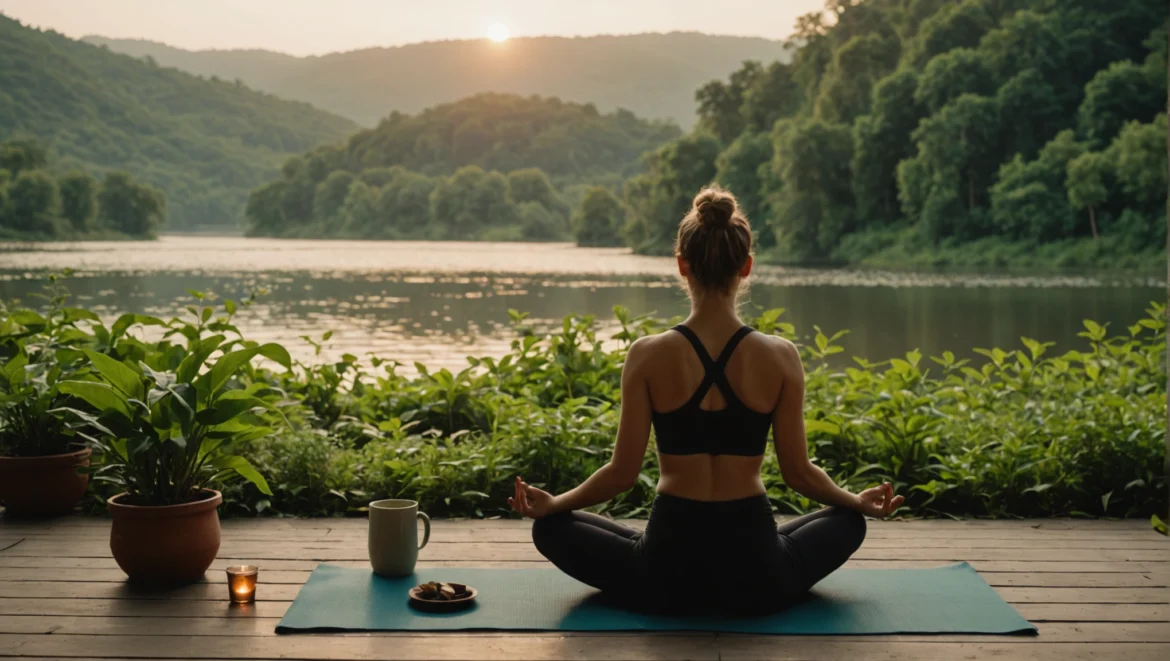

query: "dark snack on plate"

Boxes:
[415, 581, 471, 601]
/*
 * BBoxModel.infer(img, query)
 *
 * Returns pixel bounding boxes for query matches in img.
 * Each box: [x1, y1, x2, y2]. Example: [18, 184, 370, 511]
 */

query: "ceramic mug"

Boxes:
[368, 499, 431, 577]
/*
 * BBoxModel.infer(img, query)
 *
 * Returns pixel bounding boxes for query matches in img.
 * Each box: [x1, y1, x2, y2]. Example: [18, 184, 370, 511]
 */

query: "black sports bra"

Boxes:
[651, 325, 773, 456]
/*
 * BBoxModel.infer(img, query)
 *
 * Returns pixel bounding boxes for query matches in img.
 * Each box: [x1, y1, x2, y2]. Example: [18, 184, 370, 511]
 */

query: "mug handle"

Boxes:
[417, 511, 431, 550]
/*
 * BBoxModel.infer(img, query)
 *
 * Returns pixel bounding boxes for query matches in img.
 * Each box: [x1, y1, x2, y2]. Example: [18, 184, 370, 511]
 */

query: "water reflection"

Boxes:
[0, 237, 1161, 371]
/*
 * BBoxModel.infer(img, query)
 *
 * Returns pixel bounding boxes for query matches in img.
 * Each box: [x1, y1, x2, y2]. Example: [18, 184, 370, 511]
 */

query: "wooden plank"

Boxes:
[0, 567, 1160, 588]
[0, 633, 722, 660]
[0, 580, 1161, 604]
[7, 522, 1163, 540]
[0, 596, 1161, 622]
[2, 635, 1168, 661]
[0, 617, 1165, 643]
[2, 517, 1155, 534]
[1, 555, 1151, 574]
[10, 530, 1164, 548]
[7, 540, 1164, 562]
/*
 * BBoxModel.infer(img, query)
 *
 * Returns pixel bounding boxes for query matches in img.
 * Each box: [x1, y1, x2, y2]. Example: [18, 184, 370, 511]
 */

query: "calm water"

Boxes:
[0, 237, 1162, 371]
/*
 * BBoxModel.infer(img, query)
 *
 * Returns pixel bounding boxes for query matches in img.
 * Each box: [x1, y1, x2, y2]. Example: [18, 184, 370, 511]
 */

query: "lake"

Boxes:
[0, 237, 1162, 371]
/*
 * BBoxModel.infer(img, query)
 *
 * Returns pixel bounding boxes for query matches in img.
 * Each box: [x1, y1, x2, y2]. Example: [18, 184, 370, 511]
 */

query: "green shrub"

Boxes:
[2, 279, 1164, 518]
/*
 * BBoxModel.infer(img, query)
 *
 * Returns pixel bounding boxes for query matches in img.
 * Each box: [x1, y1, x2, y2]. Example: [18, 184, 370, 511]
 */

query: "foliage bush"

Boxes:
[2, 279, 1163, 519]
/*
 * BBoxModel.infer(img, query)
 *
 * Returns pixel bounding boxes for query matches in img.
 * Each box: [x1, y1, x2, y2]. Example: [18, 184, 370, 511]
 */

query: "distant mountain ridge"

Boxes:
[83, 32, 793, 127]
[1, 16, 357, 228]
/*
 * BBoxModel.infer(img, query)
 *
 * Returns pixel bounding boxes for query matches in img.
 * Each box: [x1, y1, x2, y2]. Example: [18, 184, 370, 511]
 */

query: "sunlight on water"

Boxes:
[0, 237, 1162, 371]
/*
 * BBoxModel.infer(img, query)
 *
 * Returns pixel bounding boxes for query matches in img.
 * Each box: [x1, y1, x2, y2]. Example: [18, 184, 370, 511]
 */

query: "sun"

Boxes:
[487, 23, 510, 43]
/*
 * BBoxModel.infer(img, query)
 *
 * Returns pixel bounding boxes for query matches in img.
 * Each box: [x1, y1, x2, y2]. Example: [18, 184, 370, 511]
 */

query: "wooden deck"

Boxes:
[0, 516, 1166, 660]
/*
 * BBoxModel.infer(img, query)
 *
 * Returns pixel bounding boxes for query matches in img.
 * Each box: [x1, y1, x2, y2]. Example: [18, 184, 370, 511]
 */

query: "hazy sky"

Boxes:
[0, 0, 824, 55]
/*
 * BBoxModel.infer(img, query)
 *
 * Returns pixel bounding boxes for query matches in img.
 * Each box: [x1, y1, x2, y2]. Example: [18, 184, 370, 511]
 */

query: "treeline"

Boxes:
[0, 138, 165, 240]
[244, 94, 679, 239]
[619, 0, 1168, 267]
[0, 15, 356, 230]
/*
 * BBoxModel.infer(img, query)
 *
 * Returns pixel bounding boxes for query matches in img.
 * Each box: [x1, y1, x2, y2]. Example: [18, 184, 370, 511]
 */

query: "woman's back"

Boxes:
[636, 319, 788, 502]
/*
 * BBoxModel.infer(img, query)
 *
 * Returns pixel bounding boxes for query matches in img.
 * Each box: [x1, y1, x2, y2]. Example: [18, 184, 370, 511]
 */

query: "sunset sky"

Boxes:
[0, 0, 824, 55]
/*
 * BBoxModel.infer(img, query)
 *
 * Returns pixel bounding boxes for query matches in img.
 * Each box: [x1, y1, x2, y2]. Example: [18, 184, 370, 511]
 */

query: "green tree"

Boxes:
[714, 131, 774, 243]
[623, 132, 722, 254]
[313, 171, 356, 222]
[1066, 151, 1110, 240]
[899, 94, 1000, 241]
[339, 181, 379, 236]
[244, 180, 289, 236]
[814, 33, 901, 124]
[767, 118, 855, 259]
[98, 171, 166, 237]
[429, 166, 520, 240]
[989, 130, 1085, 241]
[518, 202, 564, 241]
[852, 70, 924, 225]
[57, 171, 99, 232]
[995, 68, 1065, 160]
[905, 0, 996, 67]
[1109, 114, 1168, 211]
[695, 62, 762, 143]
[741, 62, 803, 133]
[1078, 60, 1166, 147]
[507, 168, 567, 217]
[377, 171, 437, 237]
[913, 48, 995, 114]
[5, 170, 60, 234]
[0, 137, 48, 178]
[573, 187, 626, 247]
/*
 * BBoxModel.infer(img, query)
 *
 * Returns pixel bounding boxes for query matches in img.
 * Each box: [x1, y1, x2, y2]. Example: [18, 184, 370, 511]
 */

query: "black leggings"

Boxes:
[531, 494, 866, 614]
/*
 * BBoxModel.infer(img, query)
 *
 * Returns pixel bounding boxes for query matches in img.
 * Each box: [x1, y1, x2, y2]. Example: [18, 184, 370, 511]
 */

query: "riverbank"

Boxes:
[2, 284, 1163, 521]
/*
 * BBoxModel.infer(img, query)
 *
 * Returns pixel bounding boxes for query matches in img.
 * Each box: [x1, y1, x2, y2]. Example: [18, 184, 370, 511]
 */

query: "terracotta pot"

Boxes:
[107, 490, 223, 583]
[0, 448, 91, 517]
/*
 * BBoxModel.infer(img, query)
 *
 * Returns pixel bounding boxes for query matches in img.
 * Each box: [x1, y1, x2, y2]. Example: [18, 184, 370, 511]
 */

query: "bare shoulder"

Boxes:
[752, 332, 803, 374]
[623, 333, 668, 372]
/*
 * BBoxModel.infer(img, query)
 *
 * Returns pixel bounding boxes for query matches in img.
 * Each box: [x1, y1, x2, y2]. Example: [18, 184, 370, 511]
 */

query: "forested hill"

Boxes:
[243, 94, 681, 241]
[82, 33, 792, 128]
[1, 16, 357, 229]
[623, 0, 1168, 268]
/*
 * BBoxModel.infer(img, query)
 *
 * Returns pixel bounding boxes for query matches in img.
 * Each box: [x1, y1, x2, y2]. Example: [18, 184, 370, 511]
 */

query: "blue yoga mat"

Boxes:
[276, 563, 1036, 635]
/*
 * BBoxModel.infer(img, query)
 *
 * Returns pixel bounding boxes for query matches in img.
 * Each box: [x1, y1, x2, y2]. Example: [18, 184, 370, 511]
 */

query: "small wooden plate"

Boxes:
[408, 585, 478, 612]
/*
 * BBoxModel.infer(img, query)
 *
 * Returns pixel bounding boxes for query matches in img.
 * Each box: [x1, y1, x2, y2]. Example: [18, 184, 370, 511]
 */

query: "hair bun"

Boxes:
[693, 189, 737, 229]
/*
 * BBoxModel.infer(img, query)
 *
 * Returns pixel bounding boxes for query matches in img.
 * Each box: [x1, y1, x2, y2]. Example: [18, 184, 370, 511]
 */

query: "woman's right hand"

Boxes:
[856, 482, 905, 518]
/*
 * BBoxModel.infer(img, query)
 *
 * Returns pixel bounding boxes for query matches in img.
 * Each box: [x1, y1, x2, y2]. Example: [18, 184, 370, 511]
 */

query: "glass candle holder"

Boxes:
[225, 565, 258, 604]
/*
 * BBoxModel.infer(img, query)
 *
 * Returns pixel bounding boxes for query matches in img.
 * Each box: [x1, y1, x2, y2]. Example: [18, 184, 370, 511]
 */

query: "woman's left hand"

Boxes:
[507, 476, 557, 519]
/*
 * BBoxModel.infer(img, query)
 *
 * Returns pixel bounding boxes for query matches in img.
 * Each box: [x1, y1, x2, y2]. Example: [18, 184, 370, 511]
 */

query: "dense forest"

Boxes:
[0, 16, 356, 230]
[84, 33, 791, 129]
[244, 94, 680, 240]
[621, 0, 1168, 268]
[0, 137, 165, 239]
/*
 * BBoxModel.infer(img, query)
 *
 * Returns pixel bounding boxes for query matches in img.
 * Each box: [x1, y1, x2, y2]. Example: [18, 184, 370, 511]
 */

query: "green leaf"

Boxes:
[176, 334, 226, 383]
[804, 419, 840, 435]
[210, 455, 272, 495]
[83, 350, 142, 399]
[62, 307, 100, 322]
[58, 380, 131, 418]
[194, 395, 265, 426]
[256, 343, 292, 370]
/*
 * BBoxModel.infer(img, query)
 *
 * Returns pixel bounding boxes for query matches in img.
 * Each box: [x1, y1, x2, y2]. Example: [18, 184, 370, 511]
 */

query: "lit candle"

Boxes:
[225, 565, 258, 604]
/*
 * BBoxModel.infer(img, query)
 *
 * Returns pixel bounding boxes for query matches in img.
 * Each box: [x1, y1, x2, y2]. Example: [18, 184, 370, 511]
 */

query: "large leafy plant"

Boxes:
[60, 338, 292, 506]
[0, 348, 76, 457]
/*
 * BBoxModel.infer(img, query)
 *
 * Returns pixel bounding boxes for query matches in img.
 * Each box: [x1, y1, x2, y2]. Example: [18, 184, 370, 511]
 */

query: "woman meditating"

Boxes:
[507, 187, 904, 615]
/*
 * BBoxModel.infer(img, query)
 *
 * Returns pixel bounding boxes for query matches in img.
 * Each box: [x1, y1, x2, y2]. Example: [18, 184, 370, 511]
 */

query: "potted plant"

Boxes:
[60, 340, 290, 583]
[0, 349, 91, 517]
